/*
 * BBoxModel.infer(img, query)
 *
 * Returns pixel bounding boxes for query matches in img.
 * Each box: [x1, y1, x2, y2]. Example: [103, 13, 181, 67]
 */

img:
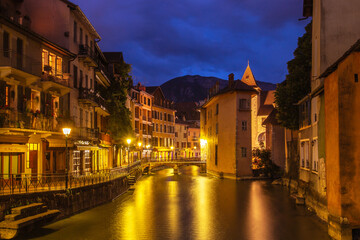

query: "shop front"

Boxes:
[73, 140, 98, 176]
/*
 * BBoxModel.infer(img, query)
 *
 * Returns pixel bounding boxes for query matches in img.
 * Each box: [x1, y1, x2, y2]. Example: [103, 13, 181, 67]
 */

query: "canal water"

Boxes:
[24, 166, 330, 240]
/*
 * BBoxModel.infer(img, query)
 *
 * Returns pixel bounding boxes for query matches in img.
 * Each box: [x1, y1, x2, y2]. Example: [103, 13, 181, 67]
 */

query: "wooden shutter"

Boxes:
[0, 80, 6, 108]
[17, 85, 23, 111]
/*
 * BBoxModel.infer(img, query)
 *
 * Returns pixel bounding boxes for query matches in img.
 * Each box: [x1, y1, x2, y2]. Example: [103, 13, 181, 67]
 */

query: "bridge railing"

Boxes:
[0, 161, 142, 195]
[146, 157, 203, 163]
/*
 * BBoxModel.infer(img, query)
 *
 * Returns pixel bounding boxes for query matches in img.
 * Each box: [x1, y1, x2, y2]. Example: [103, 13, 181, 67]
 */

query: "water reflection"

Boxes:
[25, 166, 330, 240]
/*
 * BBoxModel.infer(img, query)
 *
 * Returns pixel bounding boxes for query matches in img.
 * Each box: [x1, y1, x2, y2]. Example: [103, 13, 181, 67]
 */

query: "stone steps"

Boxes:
[127, 175, 136, 186]
[0, 203, 60, 239]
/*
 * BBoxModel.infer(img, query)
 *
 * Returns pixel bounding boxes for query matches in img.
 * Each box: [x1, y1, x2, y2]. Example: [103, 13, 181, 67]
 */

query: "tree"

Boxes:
[103, 61, 134, 145]
[274, 21, 312, 130]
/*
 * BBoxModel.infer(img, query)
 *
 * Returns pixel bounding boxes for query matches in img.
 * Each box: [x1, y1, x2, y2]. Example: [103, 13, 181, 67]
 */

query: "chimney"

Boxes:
[228, 73, 234, 87]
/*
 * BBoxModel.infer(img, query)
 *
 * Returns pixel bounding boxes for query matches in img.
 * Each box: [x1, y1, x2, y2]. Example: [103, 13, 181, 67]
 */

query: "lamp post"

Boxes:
[126, 138, 131, 171]
[138, 142, 142, 161]
[62, 128, 71, 189]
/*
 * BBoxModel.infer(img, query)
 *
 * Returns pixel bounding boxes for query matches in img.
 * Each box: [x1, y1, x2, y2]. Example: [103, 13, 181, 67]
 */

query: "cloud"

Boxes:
[73, 0, 309, 85]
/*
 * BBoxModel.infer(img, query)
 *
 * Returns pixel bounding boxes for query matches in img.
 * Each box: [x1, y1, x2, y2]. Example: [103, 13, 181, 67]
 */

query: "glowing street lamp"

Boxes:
[126, 138, 131, 171]
[62, 127, 71, 189]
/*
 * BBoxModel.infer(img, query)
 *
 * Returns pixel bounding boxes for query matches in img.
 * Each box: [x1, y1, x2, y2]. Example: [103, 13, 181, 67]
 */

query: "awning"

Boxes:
[77, 145, 99, 151]
[0, 144, 28, 152]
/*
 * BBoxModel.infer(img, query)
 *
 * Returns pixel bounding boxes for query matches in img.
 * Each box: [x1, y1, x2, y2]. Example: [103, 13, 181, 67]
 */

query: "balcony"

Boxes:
[0, 50, 40, 85]
[0, 111, 59, 132]
[95, 63, 111, 87]
[78, 44, 98, 67]
[41, 72, 71, 96]
[78, 88, 97, 106]
[75, 127, 99, 139]
[94, 93, 109, 116]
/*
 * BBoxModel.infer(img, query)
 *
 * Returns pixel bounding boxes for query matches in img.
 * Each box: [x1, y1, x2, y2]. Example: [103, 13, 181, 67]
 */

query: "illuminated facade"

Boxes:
[174, 121, 188, 158]
[200, 66, 276, 179]
[147, 87, 175, 161]
[0, 1, 75, 178]
[130, 83, 153, 160]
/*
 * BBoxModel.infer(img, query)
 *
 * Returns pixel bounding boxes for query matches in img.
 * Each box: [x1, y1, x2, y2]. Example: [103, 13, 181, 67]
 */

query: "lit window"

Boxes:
[56, 57, 62, 75]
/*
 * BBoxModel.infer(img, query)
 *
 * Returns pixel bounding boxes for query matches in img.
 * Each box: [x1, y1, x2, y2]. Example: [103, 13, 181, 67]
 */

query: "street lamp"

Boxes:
[62, 127, 71, 189]
[138, 142, 142, 161]
[126, 138, 131, 170]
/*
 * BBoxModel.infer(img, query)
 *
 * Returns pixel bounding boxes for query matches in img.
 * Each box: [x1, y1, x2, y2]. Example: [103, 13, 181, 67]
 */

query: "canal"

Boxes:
[24, 166, 330, 240]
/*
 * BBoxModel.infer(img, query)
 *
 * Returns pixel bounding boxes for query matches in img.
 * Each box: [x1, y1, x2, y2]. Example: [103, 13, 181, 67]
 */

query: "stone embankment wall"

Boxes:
[0, 169, 143, 221]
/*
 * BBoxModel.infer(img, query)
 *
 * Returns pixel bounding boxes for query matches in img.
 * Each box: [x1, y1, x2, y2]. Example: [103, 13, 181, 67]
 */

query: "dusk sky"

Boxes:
[73, 0, 310, 86]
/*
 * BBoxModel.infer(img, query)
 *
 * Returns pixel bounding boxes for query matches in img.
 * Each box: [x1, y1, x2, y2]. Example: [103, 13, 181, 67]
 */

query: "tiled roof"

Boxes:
[262, 108, 280, 125]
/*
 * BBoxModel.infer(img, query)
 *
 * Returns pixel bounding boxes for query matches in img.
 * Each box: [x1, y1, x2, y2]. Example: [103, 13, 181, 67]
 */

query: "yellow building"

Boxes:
[186, 126, 200, 158]
[321, 40, 360, 239]
[201, 73, 257, 179]
[147, 87, 175, 161]
[200, 66, 275, 179]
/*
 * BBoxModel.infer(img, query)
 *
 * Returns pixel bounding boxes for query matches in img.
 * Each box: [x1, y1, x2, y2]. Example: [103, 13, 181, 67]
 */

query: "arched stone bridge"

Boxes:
[141, 158, 206, 174]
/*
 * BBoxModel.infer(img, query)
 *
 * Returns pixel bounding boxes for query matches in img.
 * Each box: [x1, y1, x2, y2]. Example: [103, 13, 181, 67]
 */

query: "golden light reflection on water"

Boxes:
[194, 176, 212, 240]
[167, 181, 179, 238]
[246, 182, 273, 240]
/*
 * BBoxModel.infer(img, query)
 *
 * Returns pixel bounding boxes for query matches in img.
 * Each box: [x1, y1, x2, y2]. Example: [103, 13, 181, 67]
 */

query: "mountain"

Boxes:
[160, 75, 277, 103]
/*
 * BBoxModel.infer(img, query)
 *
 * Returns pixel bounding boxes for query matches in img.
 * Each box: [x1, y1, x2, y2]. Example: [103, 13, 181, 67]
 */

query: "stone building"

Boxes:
[174, 120, 188, 158]
[0, 0, 75, 178]
[20, 0, 118, 175]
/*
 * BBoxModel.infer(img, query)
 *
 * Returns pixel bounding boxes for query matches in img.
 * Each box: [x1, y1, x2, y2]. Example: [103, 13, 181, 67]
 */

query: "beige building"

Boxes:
[0, 0, 75, 178]
[22, 0, 115, 175]
[174, 120, 188, 158]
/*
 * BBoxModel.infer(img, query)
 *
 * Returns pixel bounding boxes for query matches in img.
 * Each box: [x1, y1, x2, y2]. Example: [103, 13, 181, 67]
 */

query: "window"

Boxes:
[215, 144, 218, 165]
[239, 99, 249, 110]
[164, 124, 167, 133]
[79, 28, 83, 44]
[299, 100, 311, 128]
[85, 75, 88, 88]
[73, 21, 77, 42]
[73, 65, 78, 88]
[164, 114, 167, 121]
[311, 97, 318, 124]
[156, 124, 158, 132]
[85, 34, 88, 46]
[242, 121, 247, 130]
[300, 141, 310, 169]
[148, 98, 150, 105]
[215, 103, 219, 115]
[175, 132, 178, 137]
[312, 139, 318, 172]
[160, 113, 162, 120]
[184, 133, 187, 138]
[79, 70, 83, 88]
[16, 38, 23, 69]
[3, 31, 9, 58]
[241, 147, 247, 157]
[56, 56, 62, 75]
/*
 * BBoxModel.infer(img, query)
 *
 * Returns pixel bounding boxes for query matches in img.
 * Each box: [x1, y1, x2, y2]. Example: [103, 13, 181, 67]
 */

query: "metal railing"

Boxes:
[41, 72, 70, 87]
[0, 111, 59, 132]
[0, 161, 142, 195]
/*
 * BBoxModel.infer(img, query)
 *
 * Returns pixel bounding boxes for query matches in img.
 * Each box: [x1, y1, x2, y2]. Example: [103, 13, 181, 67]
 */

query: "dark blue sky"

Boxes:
[74, 0, 310, 86]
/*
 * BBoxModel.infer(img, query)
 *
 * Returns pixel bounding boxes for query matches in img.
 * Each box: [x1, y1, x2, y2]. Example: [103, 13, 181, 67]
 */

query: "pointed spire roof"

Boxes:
[241, 63, 258, 87]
